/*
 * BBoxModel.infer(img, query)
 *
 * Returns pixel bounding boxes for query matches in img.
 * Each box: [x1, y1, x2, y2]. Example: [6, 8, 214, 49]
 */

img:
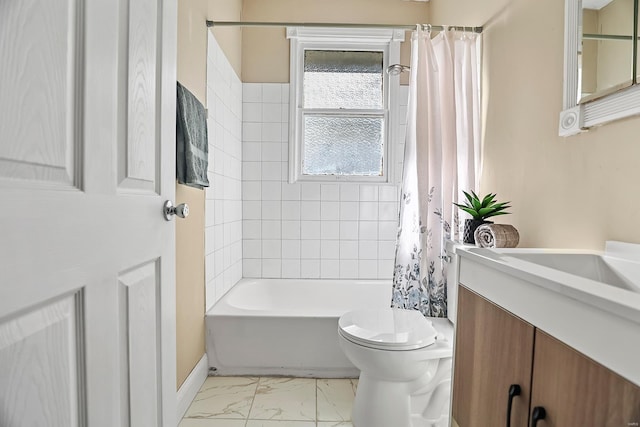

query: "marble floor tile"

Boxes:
[317, 422, 353, 427]
[184, 376, 259, 419]
[316, 379, 357, 422]
[246, 420, 316, 427]
[249, 377, 316, 421]
[179, 419, 246, 427]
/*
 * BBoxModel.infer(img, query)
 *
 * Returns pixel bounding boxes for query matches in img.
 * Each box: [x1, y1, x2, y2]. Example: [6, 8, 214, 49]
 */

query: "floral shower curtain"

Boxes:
[392, 27, 480, 317]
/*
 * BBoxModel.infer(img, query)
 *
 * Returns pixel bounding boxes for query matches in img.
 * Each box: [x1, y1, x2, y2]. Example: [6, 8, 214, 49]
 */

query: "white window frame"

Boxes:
[286, 26, 404, 183]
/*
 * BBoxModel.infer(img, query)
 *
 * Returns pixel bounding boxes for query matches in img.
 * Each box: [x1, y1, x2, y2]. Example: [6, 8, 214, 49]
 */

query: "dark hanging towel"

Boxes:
[176, 82, 210, 189]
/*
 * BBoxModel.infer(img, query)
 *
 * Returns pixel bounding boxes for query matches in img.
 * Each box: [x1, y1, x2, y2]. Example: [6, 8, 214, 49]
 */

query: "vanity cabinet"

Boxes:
[452, 285, 640, 427]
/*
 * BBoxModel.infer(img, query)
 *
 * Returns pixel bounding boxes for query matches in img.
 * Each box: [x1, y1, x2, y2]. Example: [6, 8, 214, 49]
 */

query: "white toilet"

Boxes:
[338, 309, 453, 427]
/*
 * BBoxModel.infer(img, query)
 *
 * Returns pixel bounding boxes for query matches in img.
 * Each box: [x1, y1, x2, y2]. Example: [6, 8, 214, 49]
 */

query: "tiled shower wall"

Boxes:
[204, 33, 243, 310]
[242, 83, 408, 280]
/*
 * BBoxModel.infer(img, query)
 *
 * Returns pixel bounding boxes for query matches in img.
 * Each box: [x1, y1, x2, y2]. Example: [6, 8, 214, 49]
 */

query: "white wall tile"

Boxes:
[242, 161, 261, 181]
[301, 239, 321, 259]
[243, 103, 262, 122]
[282, 183, 301, 200]
[243, 240, 261, 258]
[243, 123, 261, 142]
[320, 220, 340, 240]
[301, 220, 321, 239]
[243, 181, 261, 201]
[321, 259, 340, 278]
[321, 240, 340, 260]
[243, 142, 261, 161]
[339, 260, 358, 279]
[301, 259, 320, 278]
[282, 220, 301, 239]
[282, 201, 301, 220]
[359, 221, 378, 240]
[378, 259, 394, 279]
[262, 103, 282, 123]
[261, 161, 282, 181]
[339, 202, 359, 221]
[243, 201, 261, 220]
[282, 240, 301, 259]
[378, 240, 396, 260]
[359, 185, 379, 202]
[358, 240, 378, 260]
[262, 239, 282, 258]
[262, 259, 281, 278]
[340, 240, 358, 259]
[358, 260, 378, 279]
[378, 221, 398, 241]
[243, 220, 261, 239]
[282, 259, 301, 278]
[301, 201, 321, 220]
[379, 202, 398, 221]
[262, 123, 282, 142]
[262, 84, 282, 103]
[261, 220, 281, 239]
[243, 259, 261, 278]
[339, 221, 359, 240]
[340, 184, 360, 201]
[261, 181, 282, 200]
[301, 183, 321, 200]
[261, 142, 281, 161]
[321, 201, 340, 221]
[321, 184, 340, 201]
[359, 202, 379, 221]
[243, 83, 262, 103]
[262, 201, 281, 220]
[379, 185, 399, 202]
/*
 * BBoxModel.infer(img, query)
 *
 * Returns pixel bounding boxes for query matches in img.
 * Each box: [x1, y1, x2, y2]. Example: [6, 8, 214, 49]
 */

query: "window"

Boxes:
[287, 27, 404, 183]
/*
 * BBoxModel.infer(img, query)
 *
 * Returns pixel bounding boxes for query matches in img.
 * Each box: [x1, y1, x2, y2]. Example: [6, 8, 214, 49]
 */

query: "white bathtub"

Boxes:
[205, 278, 392, 377]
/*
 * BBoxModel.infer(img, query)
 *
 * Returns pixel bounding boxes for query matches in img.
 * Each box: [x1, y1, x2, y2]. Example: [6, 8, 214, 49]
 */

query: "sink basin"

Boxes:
[464, 245, 640, 294]
[503, 253, 640, 292]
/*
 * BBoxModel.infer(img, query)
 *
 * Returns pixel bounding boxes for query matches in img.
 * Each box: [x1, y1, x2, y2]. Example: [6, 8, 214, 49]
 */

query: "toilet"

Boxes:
[338, 243, 460, 427]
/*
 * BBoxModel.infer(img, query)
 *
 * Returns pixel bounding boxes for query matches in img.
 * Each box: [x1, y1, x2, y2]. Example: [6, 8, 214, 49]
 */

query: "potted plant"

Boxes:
[454, 191, 511, 244]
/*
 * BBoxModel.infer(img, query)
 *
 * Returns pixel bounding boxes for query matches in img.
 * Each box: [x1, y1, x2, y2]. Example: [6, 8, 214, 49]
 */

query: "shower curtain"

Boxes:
[392, 27, 480, 317]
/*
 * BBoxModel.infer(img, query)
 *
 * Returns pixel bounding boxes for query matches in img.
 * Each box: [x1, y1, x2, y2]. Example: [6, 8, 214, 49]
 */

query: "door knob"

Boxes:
[163, 200, 189, 221]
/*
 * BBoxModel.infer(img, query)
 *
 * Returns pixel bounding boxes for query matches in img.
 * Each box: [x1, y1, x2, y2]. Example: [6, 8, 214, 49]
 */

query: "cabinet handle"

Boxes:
[531, 406, 547, 426]
[506, 384, 521, 427]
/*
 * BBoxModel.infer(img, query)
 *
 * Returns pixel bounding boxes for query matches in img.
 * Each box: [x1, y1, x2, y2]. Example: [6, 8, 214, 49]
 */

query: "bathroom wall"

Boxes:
[240, 0, 430, 83]
[176, 0, 242, 389]
[205, 33, 243, 310]
[431, 0, 640, 249]
[241, 83, 408, 279]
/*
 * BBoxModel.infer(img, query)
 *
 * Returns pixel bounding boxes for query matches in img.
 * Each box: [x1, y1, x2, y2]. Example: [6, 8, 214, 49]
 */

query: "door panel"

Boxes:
[0, 0, 80, 186]
[0, 293, 84, 427]
[452, 285, 535, 427]
[531, 330, 640, 427]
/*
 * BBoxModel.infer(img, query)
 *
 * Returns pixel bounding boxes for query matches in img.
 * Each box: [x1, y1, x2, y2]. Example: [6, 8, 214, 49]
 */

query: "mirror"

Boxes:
[580, 0, 635, 103]
[560, 0, 640, 136]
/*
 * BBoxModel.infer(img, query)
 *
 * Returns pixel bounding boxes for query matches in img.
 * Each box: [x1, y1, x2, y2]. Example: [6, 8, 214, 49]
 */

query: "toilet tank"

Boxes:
[445, 241, 463, 324]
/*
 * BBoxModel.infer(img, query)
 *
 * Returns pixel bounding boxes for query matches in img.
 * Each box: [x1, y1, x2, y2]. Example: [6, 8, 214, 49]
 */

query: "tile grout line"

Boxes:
[243, 376, 261, 427]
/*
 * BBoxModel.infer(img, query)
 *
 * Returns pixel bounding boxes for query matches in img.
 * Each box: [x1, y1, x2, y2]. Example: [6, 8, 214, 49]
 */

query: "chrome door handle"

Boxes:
[163, 200, 189, 221]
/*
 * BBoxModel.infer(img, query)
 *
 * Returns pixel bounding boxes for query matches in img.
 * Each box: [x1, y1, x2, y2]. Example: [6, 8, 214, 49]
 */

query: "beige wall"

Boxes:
[176, 0, 242, 389]
[432, 0, 640, 250]
[241, 0, 430, 83]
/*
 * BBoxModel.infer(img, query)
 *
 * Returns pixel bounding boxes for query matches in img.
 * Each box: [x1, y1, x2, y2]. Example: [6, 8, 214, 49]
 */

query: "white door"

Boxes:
[0, 0, 177, 426]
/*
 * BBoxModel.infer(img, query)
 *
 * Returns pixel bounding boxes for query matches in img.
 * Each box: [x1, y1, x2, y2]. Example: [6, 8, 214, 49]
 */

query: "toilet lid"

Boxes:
[338, 308, 438, 350]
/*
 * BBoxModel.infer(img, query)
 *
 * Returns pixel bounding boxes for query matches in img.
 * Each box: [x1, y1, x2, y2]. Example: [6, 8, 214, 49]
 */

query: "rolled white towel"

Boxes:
[474, 224, 520, 248]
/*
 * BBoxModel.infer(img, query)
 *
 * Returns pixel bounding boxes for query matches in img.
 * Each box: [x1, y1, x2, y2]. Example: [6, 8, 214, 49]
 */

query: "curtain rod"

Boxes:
[206, 20, 483, 33]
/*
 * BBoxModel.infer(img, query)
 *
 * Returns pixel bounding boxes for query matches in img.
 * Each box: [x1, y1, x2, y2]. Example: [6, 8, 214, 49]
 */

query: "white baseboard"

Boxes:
[176, 354, 209, 424]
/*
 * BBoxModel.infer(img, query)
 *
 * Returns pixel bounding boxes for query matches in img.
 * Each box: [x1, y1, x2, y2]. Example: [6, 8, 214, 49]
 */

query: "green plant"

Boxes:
[454, 191, 511, 221]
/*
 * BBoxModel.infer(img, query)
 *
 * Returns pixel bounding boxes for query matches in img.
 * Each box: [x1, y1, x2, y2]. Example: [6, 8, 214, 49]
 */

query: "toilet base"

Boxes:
[352, 358, 452, 427]
[353, 374, 413, 427]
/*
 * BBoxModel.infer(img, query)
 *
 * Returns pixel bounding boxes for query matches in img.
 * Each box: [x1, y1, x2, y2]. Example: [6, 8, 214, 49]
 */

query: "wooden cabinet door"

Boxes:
[452, 286, 535, 427]
[530, 330, 640, 427]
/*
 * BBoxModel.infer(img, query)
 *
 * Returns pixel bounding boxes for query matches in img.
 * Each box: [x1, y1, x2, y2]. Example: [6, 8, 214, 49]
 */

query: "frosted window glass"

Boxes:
[303, 50, 383, 109]
[303, 116, 383, 176]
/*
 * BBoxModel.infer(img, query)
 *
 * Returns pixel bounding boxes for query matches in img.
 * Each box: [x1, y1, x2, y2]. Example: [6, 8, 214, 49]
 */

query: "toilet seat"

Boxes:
[338, 308, 438, 351]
